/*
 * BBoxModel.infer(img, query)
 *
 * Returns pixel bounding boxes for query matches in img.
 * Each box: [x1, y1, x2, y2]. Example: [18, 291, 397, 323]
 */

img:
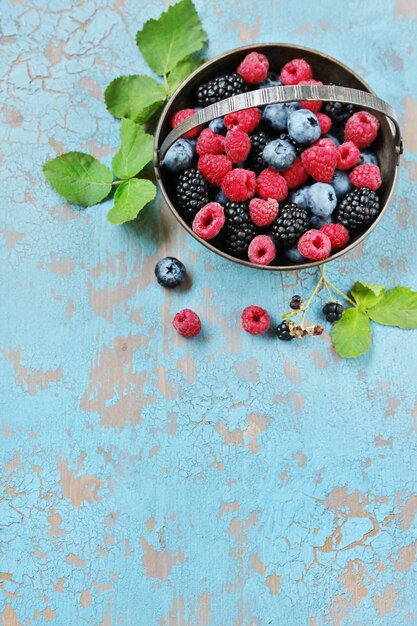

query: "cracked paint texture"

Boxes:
[1, 0, 417, 624]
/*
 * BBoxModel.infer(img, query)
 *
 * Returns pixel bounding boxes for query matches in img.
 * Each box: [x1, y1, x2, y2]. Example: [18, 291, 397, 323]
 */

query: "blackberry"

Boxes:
[270, 203, 309, 247]
[223, 201, 257, 256]
[276, 320, 293, 341]
[323, 301, 343, 323]
[247, 130, 271, 172]
[335, 188, 380, 232]
[323, 101, 354, 125]
[177, 168, 209, 220]
[290, 295, 302, 310]
[278, 132, 304, 157]
[196, 73, 247, 107]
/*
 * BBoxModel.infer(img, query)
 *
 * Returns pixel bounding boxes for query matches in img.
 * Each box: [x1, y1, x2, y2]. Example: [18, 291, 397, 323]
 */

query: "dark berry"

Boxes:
[222, 201, 257, 256]
[323, 101, 354, 125]
[155, 257, 186, 288]
[276, 320, 293, 341]
[270, 203, 309, 247]
[177, 168, 209, 220]
[323, 301, 343, 322]
[335, 188, 380, 232]
[290, 295, 302, 310]
[247, 130, 271, 173]
[196, 73, 247, 107]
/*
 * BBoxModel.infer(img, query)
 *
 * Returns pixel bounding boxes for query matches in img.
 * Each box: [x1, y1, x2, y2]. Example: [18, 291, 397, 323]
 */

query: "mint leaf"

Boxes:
[351, 281, 386, 310]
[105, 75, 166, 123]
[112, 119, 154, 180]
[43, 152, 112, 206]
[332, 308, 372, 358]
[107, 179, 156, 224]
[136, 0, 207, 76]
[368, 287, 417, 328]
[167, 56, 202, 95]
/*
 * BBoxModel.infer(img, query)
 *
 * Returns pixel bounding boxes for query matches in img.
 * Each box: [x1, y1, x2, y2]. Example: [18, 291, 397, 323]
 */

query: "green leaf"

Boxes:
[107, 179, 156, 224]
[43, 152, 112, 207]
[351, 281, 386, 310]
[136, 0, 207, 76]
[332, 308, 372, 358]
[167, 56, 202, 95]
[368, 287, 417, 328]
[112, 119, 154, 180]
[104, 75, 166, 123]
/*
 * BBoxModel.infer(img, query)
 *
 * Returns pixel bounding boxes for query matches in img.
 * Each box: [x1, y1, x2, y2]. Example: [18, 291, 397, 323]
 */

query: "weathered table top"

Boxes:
[1, 1, 417, 624]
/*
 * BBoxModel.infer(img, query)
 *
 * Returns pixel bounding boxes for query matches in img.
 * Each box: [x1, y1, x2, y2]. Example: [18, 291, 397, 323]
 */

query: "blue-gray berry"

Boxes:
[358, 150, 379, 166]
[155, 257, 186, 288]
[331, 169, 352, 199]
[215, 190, 228, 205]
[262, 102, 299, 132]
[287, 109, 321, 145]
[258, 72, 282, 89]
[285, 247, 307, 263]
[164, 139, 194, 172]
[288, 186, 310, 209]
[209, 117, 226, 134]
[262, 138, 296, 171]
[307, 183, 337, 217]
[309, 214, 333, 229]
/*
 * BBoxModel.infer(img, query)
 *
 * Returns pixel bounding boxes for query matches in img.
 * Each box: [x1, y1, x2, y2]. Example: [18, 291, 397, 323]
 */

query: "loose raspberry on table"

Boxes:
[298, 79, 323, 112]
[280, 58, 313, 85]
[320, 223, 350, 250]
[337, 141, 360, 170]
[249, 198, 279, 227]
[192, 202, 225, 240]
[281, 158, 309, 189]
[196, 128, 225, 156]
[316, 113, 332, 134]
[198, 154, 233, 186]
[344, 111, 380, 148]
[222, 168, 257, 201]
[349, 163, 382, 190]
[172, 309, 202, 337]
[224, 108, 262, 133]
[248, 235, 276, 265]
[224, 129, 251, 163]
[297, 229, 332, 260]
[301, 138, 338, 183]
[241, 305, 270, 334]
[170, 108, 202, 138]
[237, 51, 269, 84]
[256, 168, 288, 201]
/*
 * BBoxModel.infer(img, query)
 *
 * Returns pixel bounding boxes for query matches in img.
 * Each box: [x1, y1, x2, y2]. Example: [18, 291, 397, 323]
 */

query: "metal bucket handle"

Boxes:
[158, 84, 402, 165]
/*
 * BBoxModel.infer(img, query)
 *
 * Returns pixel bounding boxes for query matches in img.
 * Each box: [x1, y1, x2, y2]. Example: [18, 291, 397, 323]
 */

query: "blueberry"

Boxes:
[358, 150, 379, 166]
[331, 169, 352, 199]
[155, 257, 186, 288]
[215, 190, 228, 205]
[288, 186, 310, 209]
[262, 102, 299, 132]
[309, 214, 333, 229]
[322, 133, 340, 147]
[258, 72, 282, 89]
[285, 247, 307, 263]
[164, 139, 194, 173]
[287, 109, 321, 145]
[209, 117, 226, 134]
[307, 183, 337, 217]
[262, 138, 296, 171]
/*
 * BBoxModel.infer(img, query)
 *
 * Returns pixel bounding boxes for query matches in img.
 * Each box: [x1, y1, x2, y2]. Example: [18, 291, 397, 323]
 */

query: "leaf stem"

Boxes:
[300, 265, 326, 323]
[112, 180, 123, 186]
[323, 277, 356, 306]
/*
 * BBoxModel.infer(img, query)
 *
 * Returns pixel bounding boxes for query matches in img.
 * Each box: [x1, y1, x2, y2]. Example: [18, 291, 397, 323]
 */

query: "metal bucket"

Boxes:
[154, 43, 402, 271]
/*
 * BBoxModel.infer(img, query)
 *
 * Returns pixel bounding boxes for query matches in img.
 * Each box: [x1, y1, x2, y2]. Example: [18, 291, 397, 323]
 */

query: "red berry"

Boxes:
[280, 59, 313, 85]
[297, 229, 332, 261]
[301, 139, 338, 183]
[241, 305, 270, 334]
[224, 129, 251, 163]
[249, 198, 279, 227]
[349, 164, 382, 190]
[172, 309, 202, 337]
[192, 202, 225, 240]
[198, 154, 233, 186]
[344, 111, 380, 148]
[337, 141, 360, 170]
[196, 128, 225, 156]
[224, 108, 262, 133]
[316, 113, 332, 134]
[256, 168, 288, 201]
[298, 79, 323, 112]
[281, 158, 308, 189]
[221, 168, 257, 201]
[248, 235, 276, 266]
[170, 109, 202, 138]
[320, 223, 350, 250]
[237, 51, 269, 84]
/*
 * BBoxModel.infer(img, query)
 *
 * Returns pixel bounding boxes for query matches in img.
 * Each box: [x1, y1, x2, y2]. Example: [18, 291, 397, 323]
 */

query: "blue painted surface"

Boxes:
[1, 1, 417, 624]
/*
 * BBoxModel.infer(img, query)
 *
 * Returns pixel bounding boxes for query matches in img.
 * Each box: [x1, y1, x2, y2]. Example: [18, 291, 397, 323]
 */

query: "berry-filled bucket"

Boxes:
[154, 43, 402, 270]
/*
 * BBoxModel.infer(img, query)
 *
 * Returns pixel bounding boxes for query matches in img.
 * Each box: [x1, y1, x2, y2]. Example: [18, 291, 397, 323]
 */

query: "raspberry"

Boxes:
[349, 164, 382, 190]
[280, 59, 313, 85]
[316, 113, 332, 134]
[222, 168, 256, 201]
[172, 309, 201, 337]
[196, 128, 225, 156]
[281, 158, 308, 189]
[248, 235, 276, 265]
[344, 111, 380, 148]
[337, 141, 360, 170]
[224, 108, 262, 133]
[192, 202, 225, 240]
[298, 79, 323, 112]
[237, 51, 269, 84]
[241, 305, 270, 334]
[301, 139, 338, 183]
[170, 108, 202, 139]
[249, 198, 279, 227]
[320, 223, 350, 250]
[256, 168, 288, 201]
[297, 229, 331, 261]
[224, 130, 251, 163]
[198, 154, 232, 186]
